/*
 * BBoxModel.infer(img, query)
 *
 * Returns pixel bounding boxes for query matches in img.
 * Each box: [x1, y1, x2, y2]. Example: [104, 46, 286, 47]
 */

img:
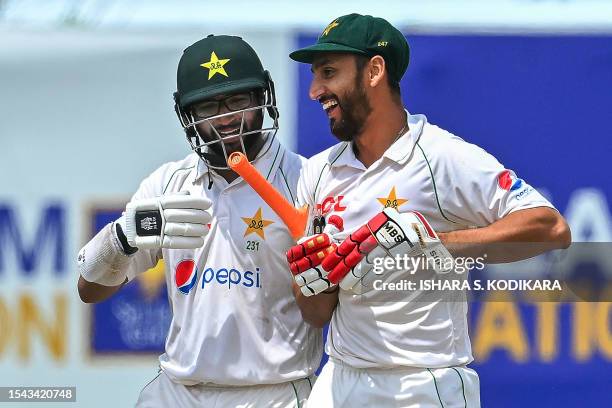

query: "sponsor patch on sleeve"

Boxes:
[497, 170, 524, 192]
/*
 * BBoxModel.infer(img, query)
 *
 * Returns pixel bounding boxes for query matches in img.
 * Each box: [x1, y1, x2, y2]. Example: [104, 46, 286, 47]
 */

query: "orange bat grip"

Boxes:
[228, 152, 308, 240]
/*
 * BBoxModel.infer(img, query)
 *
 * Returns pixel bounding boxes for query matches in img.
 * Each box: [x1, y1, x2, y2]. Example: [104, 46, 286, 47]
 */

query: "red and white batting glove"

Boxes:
[334, 208, 454, 293]
[286, 216, 344, 296]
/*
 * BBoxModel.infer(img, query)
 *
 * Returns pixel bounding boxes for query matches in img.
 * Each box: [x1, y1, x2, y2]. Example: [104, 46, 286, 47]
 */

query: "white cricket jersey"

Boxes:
[123, 136, 322, 386]
[297, 112, 554, 369]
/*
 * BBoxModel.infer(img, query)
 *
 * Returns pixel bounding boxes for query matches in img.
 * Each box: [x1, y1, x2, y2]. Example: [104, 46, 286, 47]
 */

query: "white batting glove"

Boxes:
[339, 208, 454, 292]
[118, 192, 212, 250]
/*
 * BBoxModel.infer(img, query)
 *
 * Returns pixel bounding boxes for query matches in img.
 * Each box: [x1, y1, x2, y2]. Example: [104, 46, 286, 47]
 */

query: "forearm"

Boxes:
[438, 207, 571, 262]
[292, 282, 338, 328]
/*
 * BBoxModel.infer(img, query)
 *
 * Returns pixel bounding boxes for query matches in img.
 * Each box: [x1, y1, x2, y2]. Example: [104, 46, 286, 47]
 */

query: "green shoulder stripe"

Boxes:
[163, 165, 196, 194]
[279, 167, 295, 203]
[265, 143, 282, 180]
[416, 142, 458, 224]
[312, 144, 348, 203]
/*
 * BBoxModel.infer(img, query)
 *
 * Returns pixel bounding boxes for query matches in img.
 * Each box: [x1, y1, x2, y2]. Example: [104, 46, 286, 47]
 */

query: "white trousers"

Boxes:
[136, 370, 314, 408]
[306, 359, 480, 408]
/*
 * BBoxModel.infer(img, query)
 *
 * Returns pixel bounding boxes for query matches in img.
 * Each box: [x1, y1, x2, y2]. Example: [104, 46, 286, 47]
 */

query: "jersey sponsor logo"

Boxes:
[241, 207, 274, 239]
[498, 170, 524, 191]
[377, 187, 408, 210]
[175, 259, 198, 295]
[316, 195, 347, 215]
[201, 266, 261, 290]
[514, 186, 534, 200]
[201, 51, 230, 80]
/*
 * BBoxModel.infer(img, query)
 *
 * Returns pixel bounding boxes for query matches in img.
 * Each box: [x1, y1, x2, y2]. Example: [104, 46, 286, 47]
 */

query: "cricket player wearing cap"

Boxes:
[77, 35, 321, 407]
[287, 14, 571, 407]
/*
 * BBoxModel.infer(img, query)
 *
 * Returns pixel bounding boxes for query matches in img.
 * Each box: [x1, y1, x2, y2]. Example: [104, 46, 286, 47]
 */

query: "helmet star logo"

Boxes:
[321, 20, 340, 36]
[242, 207, 274, 239]
[201, 51, 231, 80]
[377, 187, 408, 210]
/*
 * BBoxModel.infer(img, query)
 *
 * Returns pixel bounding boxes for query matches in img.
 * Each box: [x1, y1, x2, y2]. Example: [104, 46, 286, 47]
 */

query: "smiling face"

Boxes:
[192, 92, 262, 149]
[188, 90, 266, 166]
[309, 53, 373, 141]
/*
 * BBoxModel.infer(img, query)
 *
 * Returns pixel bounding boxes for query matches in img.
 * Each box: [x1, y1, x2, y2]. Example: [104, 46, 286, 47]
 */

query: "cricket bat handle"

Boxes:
[228, 152, 308, 241]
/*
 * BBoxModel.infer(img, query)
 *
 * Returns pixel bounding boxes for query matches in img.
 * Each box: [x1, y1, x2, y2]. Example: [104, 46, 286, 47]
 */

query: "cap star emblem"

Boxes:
[201, 51, 230, 80]
[322, 20, 339, 36]
[242, 208, 274, 239]
[377, 187, 408, 210]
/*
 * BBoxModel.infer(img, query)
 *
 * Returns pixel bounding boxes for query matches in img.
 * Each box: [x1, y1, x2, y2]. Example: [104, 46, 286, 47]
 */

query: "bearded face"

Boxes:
[188, 91, 268, 168]
[327, 77, 371, 142]
[310, 53, 373, 142]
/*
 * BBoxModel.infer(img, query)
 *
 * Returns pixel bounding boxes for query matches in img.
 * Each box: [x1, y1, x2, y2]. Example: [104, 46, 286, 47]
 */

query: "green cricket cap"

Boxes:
[290, 13, 410, 83]
[176, 34, 268, 109]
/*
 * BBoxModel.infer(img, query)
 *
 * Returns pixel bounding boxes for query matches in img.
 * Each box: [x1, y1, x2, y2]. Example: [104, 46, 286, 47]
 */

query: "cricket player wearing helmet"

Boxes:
[77, 35, 320, 407]
[287, 14, 571, 407]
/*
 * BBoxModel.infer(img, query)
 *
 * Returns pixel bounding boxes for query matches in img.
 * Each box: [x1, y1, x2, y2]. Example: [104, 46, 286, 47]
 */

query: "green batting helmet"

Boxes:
[173, 34, 279, 171]
[175, 34, 272, 108]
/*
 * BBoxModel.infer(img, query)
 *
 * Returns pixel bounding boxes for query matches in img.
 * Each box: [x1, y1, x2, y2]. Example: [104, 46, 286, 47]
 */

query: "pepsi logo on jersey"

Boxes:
[497, 170, 524, 191]
[201, 267, 261, 290]
[175, 259, 199, 295]
[174, 260, 262, 294]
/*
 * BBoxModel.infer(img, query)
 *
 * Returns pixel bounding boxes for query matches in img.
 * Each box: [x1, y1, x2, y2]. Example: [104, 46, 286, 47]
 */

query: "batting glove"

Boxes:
[287, 216, 344, 296]
[337, 208, 454, 292]
[118, 192, 212, 250]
